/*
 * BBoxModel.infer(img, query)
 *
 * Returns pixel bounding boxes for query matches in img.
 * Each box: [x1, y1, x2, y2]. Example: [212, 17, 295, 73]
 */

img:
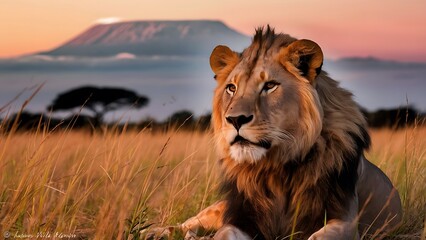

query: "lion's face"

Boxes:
[210, 37, 325, 163]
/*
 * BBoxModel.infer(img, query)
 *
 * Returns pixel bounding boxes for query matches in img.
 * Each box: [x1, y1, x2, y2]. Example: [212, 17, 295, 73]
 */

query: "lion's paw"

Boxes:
[184, 231, 214, 240]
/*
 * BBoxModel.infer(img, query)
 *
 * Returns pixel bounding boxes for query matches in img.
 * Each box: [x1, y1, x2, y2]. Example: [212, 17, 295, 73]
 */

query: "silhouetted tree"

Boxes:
[6, 111, 48, 131]
[196, 112, 212, 131]
[47, 86, 149, 126]
[360, 106, 426, 129]
[367, 107, 419, 129]
[167, 110, 194, 129]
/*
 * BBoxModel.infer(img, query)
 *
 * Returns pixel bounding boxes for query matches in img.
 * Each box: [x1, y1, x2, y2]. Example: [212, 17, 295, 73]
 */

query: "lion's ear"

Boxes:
[210, 45, 239, 76]
[281, 39, 323, 83]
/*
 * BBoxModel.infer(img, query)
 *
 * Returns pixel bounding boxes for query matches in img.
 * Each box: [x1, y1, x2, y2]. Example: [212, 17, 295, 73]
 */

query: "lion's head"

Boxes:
[211, 27, 324, 164]
[210, 27, 367, 166]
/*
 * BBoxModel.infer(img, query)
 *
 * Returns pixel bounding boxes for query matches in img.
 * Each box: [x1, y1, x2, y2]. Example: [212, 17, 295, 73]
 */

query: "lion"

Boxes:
[146, 26, 402, 240]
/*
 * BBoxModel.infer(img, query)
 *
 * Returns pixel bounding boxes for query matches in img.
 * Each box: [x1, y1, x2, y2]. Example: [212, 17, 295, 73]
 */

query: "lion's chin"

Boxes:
[229, 144, 267, 164]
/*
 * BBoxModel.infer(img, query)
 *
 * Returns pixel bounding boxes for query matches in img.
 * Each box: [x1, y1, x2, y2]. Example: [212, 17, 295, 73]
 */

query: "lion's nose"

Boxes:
[226, 115, 253, 130]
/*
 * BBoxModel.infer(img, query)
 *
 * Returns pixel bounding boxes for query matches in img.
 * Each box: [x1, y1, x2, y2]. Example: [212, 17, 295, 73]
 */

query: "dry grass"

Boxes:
[0, 122, 219, 239]
[366, 127, 426, 239]
[0, 121, 425, 239]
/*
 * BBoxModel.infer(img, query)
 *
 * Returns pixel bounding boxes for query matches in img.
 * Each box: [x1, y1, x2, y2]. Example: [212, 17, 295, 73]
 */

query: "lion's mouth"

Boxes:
[231, 135, 272, 149]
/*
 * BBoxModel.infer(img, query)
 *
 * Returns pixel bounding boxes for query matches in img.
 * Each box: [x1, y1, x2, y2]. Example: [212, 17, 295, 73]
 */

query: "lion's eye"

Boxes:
[262, 81, 279, 93]
[226, 84, 237, 95]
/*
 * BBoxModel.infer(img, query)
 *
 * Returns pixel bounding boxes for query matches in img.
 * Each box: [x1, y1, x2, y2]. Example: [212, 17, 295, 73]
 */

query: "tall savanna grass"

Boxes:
[366, 127, 426, 239]
[0, 117, 219, 239]
[0, 117, 425, 239]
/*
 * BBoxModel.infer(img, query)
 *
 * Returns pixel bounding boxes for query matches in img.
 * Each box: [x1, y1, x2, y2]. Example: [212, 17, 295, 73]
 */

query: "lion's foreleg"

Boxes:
[143, 201, 226, 239]
[308, 198, 360, 240]
[213, 225, 251, 240]
[181, 200, 226, 238]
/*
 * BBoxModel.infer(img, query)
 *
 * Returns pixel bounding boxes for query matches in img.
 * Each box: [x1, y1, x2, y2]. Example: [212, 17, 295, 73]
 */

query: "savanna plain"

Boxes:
[0, 116, 425, 239]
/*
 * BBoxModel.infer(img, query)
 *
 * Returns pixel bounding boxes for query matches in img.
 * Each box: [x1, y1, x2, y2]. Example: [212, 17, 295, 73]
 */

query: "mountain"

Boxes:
[41, 20, 250, 57]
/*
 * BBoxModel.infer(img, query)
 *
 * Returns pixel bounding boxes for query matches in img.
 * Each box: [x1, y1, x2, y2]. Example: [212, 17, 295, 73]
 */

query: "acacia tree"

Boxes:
[47, 86, 149, 126]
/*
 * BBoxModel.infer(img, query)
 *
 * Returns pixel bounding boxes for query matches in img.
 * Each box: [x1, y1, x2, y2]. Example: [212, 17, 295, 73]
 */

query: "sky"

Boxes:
[1, 0, 426, 62]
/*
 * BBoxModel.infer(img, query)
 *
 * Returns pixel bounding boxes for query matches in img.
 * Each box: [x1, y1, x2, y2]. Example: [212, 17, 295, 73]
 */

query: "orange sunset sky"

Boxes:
[1, 0, 425, 62]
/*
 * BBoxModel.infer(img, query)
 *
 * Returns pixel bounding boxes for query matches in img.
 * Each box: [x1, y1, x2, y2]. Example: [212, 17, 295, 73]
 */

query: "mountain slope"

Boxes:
[42, 20, 250, 57]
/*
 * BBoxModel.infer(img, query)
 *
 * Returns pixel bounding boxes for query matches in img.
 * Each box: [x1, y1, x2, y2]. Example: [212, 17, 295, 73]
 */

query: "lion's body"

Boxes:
[180, 154, 402, 239]
[145, 27, 402, 240]
[357, 156, 402, 237]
